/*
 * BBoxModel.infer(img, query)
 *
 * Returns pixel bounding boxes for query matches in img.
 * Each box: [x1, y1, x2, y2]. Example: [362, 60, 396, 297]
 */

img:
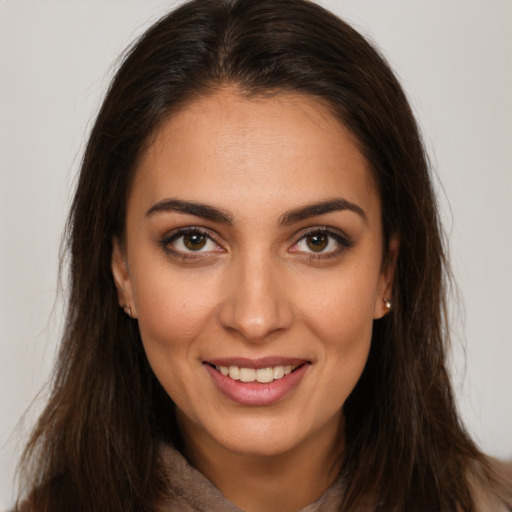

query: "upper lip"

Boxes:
[205, 357, 309, 369]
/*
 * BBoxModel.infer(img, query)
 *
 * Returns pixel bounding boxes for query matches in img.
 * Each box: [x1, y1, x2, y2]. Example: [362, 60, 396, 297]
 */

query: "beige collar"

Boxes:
[155, 443, 347, 512]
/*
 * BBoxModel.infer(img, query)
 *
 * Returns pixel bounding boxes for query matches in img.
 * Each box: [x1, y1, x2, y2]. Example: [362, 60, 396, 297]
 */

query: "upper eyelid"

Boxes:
[163, 226, 221, 243]
[292, 226, 351, 243]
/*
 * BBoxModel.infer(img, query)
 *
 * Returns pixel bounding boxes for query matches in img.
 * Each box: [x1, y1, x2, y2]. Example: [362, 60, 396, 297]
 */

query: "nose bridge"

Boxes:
[218, 247, 292, 342]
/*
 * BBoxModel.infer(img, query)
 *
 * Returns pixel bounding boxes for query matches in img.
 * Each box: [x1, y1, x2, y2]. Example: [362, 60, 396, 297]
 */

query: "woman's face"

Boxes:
[112, 90, 395, 458]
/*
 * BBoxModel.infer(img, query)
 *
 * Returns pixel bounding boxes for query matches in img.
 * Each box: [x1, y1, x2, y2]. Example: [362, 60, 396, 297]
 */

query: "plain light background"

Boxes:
[1, 0, 511, 509]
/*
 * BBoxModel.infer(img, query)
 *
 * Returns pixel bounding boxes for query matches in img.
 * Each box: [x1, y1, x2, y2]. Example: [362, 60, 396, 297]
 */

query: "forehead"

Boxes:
[130, 89, 380, 223]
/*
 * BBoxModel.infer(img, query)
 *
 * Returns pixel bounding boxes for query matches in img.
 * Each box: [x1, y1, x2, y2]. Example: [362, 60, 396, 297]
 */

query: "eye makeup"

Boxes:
[289, 226, 353, 261]
[159, 226, 225, 260]
[158, 224, 353, 264]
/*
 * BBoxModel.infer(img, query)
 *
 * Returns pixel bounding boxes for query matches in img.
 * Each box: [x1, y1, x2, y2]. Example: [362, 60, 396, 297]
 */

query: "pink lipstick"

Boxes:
[203, 358, 310, 406]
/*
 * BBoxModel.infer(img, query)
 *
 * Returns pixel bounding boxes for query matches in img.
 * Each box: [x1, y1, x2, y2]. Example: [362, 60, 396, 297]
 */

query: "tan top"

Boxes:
[155, 444, 512, 512]
[155, 443, 348, 512]
[14, 445, 511, 511]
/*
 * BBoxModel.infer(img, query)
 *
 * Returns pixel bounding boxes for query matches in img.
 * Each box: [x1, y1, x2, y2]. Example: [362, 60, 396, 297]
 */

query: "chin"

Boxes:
[215, 426, 306, 458]
[203, 408, 340, 459]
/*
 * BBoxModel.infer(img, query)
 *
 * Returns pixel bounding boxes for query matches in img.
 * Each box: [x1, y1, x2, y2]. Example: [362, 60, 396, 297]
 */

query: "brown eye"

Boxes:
[162, 228, 222, 256]
[292, 229, 351, 258]
[306, 233, 328, 252]
[183, 232, 207, 251]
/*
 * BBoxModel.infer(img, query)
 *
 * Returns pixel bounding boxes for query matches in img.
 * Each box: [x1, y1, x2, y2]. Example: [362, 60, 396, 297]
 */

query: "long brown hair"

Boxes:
[16, 1, 508, 510]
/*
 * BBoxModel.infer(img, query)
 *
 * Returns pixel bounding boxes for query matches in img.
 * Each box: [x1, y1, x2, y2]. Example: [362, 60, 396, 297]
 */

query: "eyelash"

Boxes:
[290, 227, 352, 260]
[159, 226, 222, 260]
[159, 226, 352, 261]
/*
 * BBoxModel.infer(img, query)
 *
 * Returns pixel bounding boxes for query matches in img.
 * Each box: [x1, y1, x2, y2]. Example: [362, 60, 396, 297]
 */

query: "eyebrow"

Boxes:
[145, 197, 366, 225]
[279, 198, 367, 225]
[145, 198, 234, 224]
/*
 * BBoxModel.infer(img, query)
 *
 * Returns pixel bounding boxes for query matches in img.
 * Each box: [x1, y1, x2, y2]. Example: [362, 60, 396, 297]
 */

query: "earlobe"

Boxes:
[374, 235, 399, 319]
[111, 238, 137, 318]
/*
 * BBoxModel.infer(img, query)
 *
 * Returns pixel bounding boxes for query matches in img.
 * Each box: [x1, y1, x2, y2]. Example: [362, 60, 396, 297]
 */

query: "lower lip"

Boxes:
[204, 363, 310, 406]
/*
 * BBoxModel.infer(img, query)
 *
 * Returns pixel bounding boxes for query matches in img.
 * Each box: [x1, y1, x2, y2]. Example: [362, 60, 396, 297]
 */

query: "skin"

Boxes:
[112, 89, 397, 512]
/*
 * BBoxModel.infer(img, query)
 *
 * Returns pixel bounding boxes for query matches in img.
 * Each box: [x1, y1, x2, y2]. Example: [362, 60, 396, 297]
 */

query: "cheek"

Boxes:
[320, 299, 373, 387]
[315, 295, 374, 412]
[130, 268, 222, 410]
[297, 263, 378, 391]
[131, 263, 222, 354]
[300, 262, 379, 342]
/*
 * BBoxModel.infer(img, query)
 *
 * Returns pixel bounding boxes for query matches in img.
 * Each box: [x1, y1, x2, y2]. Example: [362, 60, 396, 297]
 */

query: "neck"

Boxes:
[177, 413, 344, 512]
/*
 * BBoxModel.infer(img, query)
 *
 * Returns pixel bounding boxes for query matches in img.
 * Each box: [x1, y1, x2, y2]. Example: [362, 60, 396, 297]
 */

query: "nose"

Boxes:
[217, 252, 293, 343]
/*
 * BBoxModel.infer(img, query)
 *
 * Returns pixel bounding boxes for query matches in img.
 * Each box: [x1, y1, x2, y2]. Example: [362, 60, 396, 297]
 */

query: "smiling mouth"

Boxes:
[204, 360, 310, 405]
[212, 364, 301, 383]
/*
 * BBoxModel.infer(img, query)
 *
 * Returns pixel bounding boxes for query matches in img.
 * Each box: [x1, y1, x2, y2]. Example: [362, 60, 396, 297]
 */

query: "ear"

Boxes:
[374, 235, 399, 319]
[111, 237, 137, 318]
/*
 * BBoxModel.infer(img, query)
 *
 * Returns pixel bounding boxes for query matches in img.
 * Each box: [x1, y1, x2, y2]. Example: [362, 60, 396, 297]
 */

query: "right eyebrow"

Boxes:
[145, 198, 234, 225]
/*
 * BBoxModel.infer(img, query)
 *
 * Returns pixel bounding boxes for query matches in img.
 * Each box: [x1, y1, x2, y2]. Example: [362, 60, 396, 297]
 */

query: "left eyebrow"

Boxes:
[280, 198, 367, 225]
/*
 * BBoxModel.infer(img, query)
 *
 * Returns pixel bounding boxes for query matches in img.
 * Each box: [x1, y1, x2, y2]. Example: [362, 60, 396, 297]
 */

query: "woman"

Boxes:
[14, 0, 512, 510]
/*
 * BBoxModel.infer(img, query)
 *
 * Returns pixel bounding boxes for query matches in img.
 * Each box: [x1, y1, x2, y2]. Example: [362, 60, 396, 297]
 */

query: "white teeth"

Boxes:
[215, 364, 299, 383]
[256, 367, 274, 383]
[273, 366, 285, 380]
[240, 368, 256, 382]
[228, 365, 240, 380]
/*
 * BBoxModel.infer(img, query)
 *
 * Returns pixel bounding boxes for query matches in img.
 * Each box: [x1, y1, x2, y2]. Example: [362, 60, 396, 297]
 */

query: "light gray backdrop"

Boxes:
[1, 1, 511, 509]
